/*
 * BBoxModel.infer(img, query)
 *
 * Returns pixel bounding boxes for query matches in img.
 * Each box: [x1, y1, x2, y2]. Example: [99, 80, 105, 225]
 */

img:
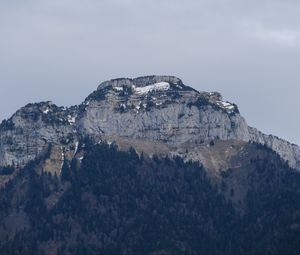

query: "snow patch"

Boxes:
[133, 82, 170, 95]
[114, 86, 123, 92]
[43, 107, 50, 114]
[135, 101, 142, 110]
[60, 147, 65, 173]
[120, 103, 126, 109]
[61, 147, 65, 161]
[67, 115, 76, 125]
[74, 142, 79, 155]
[217, 100, 235, 112]
[79, 156, 84, 163]
[220, 101, 234, 109]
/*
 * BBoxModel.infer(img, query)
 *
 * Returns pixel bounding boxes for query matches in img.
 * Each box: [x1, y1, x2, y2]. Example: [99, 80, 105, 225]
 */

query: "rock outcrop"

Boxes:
[248, 127, 300, 170]
[0, 75, 299, 172]
[0, 102, 79, 169]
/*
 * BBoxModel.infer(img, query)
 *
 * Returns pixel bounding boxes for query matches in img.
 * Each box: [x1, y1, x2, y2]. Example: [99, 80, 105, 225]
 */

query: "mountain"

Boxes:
[0, 76, 300, 254]
[1, 76, 299, 175]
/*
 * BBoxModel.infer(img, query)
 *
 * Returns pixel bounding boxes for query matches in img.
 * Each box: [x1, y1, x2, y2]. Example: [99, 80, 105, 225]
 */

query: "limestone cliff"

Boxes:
[0, 75, 299, 173]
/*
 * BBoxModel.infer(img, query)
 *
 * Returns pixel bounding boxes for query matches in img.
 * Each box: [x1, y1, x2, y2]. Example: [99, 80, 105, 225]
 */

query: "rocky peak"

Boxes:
[93, 75, 195, 101]
[87, 76, 238, 116]
[97, 75, 184, 91]
[14, 102, 64, 125]
[0, 101, 80, 131]
[0, 101, 79, 171]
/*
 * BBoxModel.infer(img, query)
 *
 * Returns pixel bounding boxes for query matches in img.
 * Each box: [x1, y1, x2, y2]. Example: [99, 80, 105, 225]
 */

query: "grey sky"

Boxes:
[1, 0, 300, 145]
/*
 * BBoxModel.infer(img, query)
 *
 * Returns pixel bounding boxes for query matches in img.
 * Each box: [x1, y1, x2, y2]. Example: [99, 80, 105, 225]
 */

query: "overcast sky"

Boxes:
[1, 0, 300, 145]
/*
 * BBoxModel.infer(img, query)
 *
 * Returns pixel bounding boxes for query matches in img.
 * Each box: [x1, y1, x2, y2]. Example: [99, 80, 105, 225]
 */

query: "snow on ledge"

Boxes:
[217, 100, 235, 113]
[133, 82, 170, 95]
[113, 86, 123, 92]
[43, 107, 50, 114]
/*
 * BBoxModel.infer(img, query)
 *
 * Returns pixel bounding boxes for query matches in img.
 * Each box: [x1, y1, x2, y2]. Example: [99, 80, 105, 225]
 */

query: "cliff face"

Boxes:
[78, 76, 249, 147]
[0, 75, 299, 172]
[248, 127, 300, 170]
[0, 102, 79, 170]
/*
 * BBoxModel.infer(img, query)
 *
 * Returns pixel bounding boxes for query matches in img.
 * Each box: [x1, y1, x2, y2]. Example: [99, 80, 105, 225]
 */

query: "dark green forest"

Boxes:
[0, 142, 300, 255]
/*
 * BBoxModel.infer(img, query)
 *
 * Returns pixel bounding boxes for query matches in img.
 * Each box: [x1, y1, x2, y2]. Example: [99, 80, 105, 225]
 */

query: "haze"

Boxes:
[1, 0, 300, 145]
